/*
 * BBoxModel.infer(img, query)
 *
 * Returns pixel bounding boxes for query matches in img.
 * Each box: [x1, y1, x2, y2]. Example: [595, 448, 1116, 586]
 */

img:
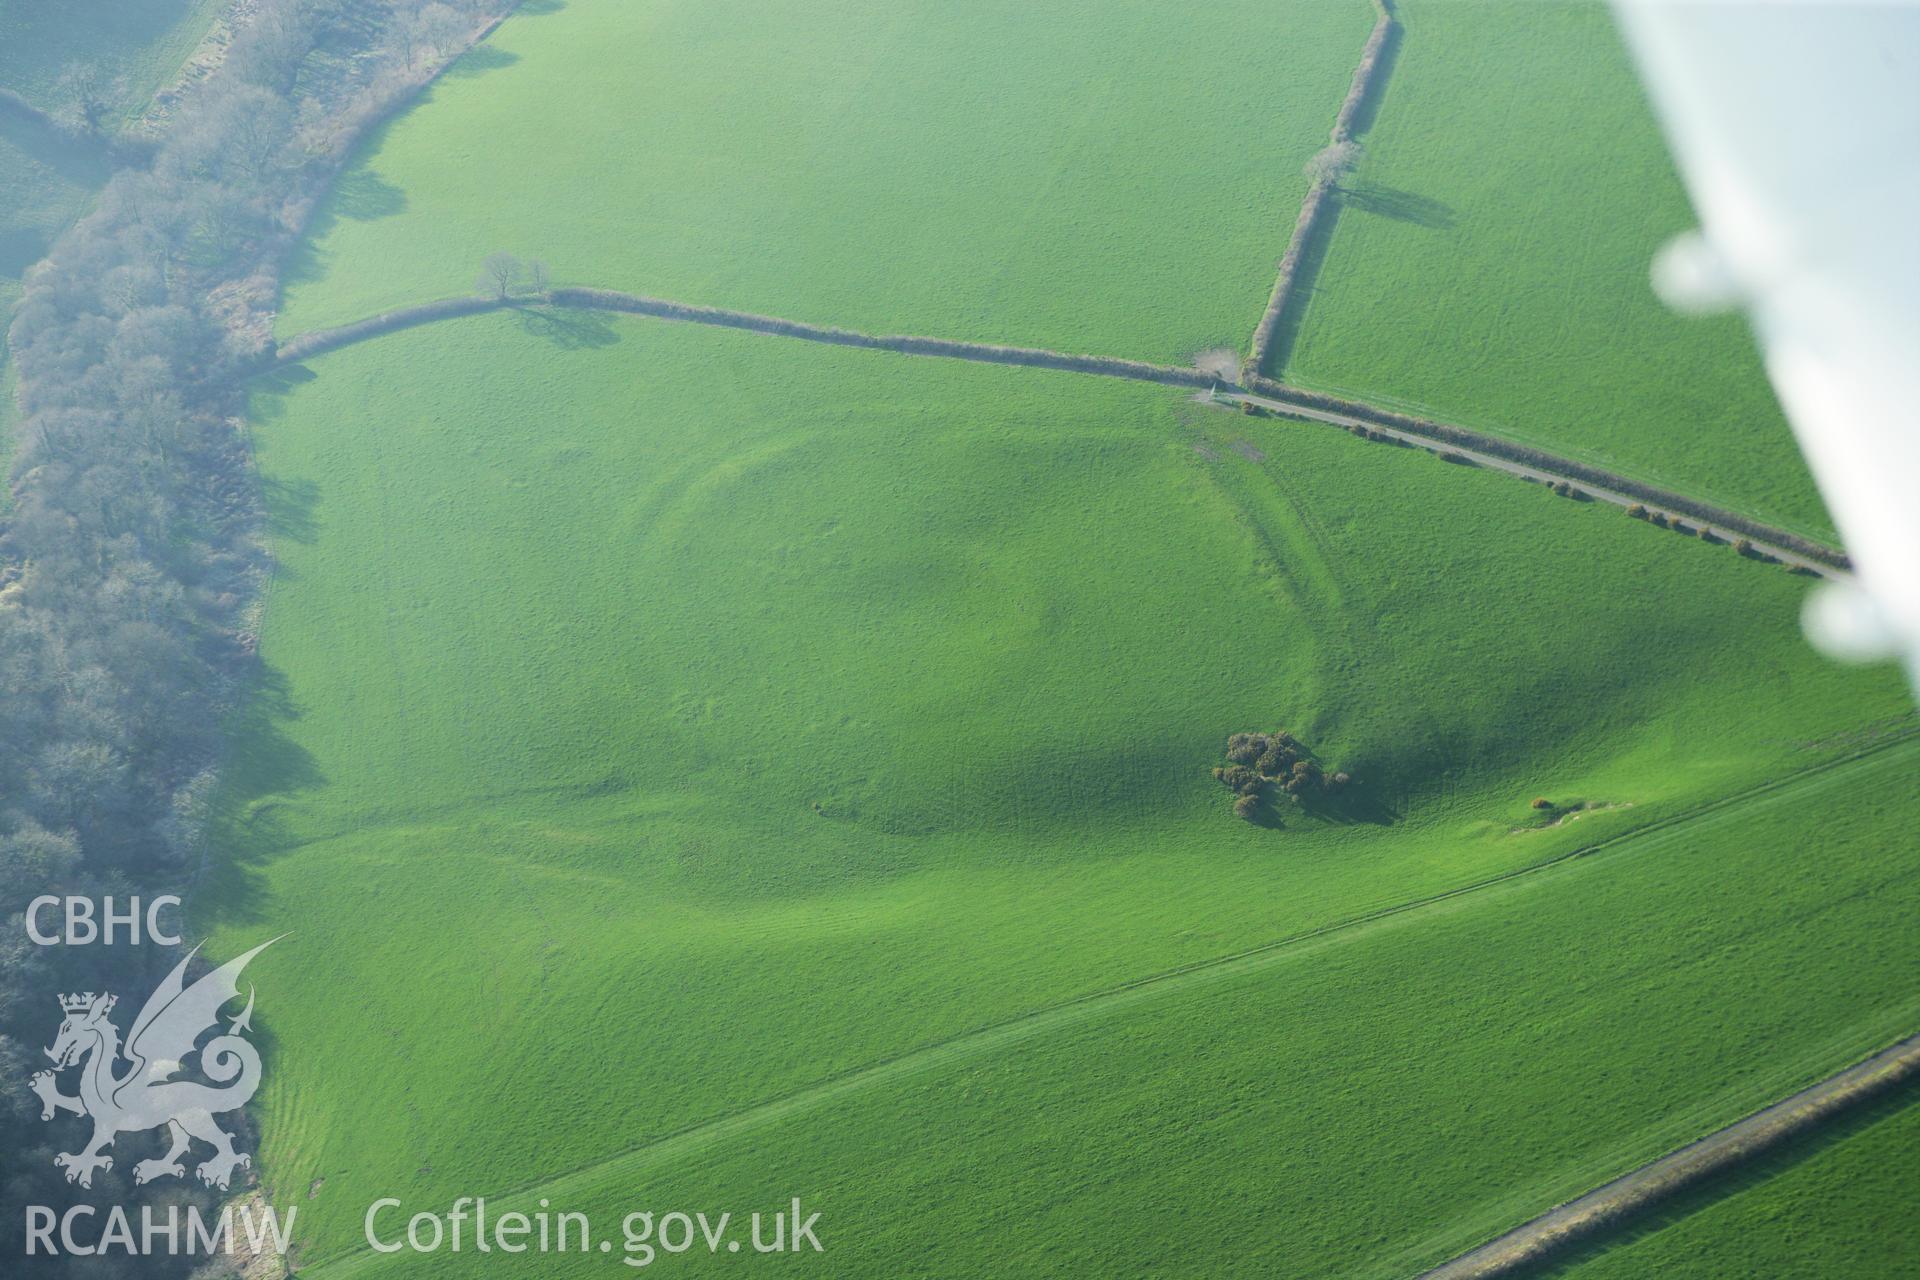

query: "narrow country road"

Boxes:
[263, 289, 1846, 581]
[1219, 389, 1840, 577]
[1414, 1027, 1920, 1279]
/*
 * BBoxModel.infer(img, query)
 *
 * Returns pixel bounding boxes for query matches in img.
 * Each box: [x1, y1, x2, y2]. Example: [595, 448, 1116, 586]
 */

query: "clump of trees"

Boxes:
[477, 252, 551, 300]
[1634, 507, 1790, 562]
[1213, 730, 1351, 822]
[1, 0, 511, 1265]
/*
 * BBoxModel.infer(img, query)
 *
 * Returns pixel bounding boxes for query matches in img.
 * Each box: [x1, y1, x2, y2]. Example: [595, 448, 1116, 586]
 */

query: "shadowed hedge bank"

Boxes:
[265, 286, 1847, 572]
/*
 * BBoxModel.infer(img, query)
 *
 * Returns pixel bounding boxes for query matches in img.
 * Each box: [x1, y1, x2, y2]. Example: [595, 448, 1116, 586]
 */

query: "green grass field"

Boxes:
[210, 309, 1912, 1270]
[1281, 0, 1834, 542]
[1559, 1096, 1920, 1279]
[174, 0, 1919, 1272]
[297, 738, 1920, 1279]
[274, 0, 1376, 361]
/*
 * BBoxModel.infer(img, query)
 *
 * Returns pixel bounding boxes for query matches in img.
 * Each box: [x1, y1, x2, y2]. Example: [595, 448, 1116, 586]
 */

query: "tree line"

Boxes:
[0, 0, 509, 1271]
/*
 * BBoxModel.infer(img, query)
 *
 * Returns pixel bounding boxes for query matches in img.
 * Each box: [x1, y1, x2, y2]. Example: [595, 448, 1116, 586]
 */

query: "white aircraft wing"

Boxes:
[1610, 0, 1920, 693]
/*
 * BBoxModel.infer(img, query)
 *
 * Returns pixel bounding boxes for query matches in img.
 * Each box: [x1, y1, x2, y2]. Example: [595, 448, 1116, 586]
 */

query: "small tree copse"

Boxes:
[1214, 730, 1344, 821]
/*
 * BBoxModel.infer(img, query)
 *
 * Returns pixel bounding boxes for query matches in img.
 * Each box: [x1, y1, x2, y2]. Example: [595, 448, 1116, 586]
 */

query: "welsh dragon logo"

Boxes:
[29, 938, 279, 1191]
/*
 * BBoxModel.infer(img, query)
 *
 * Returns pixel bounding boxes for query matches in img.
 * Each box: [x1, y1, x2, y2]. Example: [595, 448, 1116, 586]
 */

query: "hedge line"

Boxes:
[1419, 1028, 1920, 1278]
[271, 288, 1219, 389]
[1247, 0, 1398, 372]
[1247, 375, 1850, 568]
[271, 294, 510, 362]
[267, 290, 1846, 571]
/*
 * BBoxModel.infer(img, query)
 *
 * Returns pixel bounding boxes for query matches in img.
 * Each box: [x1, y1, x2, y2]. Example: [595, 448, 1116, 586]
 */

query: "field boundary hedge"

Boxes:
[1244, 375, 1849, 568]
[1247, 0, 1398, 373]
[265, 288, 1847, 568]
[268, 289, 1219, 389]
[1416, 1027, 1920, 1279]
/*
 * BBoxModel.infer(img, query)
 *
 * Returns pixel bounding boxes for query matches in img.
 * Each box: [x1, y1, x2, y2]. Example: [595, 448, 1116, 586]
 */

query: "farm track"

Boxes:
[296, 734, 1920, 1279]
[1220, 388, 1842, 576]
[1412, 1029, 1920, 1280]
[261, 289, 1847, 576]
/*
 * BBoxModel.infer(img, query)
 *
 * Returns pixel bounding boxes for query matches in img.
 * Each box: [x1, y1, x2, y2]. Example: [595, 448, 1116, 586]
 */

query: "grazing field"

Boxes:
[1280, 0, 1835, 541]
[273, 0, 1377, 361]
[1557, 1097, 1920, 1280]
[262, 712, 1920, 1279]
[209, 309, 1911, 1266]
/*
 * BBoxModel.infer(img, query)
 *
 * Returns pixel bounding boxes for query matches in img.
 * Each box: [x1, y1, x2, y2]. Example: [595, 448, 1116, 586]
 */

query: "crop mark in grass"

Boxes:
[1509, 802, 1633, 835]
[295, 733, 1920, 1278]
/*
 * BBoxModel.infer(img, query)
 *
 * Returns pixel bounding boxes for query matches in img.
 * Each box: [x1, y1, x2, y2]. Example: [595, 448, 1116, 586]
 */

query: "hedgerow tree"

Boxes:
[1305, 140, 1361, 188]
[480, 251, 523, 299]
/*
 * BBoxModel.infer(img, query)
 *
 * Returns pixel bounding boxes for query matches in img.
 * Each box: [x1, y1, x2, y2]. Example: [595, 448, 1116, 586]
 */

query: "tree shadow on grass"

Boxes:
[249, 364, 318, 397]
[444, 44, 521, 78]
[259, 473, 320, 546]
[1287, 769, 1397, 826]
[517, 0, 568, 14]
[1343, 181, 1456, 230]
[515, 304, 619, 351]
[330, 167, 407, 221]
[0, 111, 113, 190]
[196, 662, 328, 931]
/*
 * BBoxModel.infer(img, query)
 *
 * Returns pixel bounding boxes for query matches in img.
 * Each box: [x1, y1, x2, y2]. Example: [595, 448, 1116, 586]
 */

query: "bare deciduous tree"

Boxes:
[527, 258, 551, 297]
[479, 251, 523, 299]
[1304, 140, 1362, 189]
